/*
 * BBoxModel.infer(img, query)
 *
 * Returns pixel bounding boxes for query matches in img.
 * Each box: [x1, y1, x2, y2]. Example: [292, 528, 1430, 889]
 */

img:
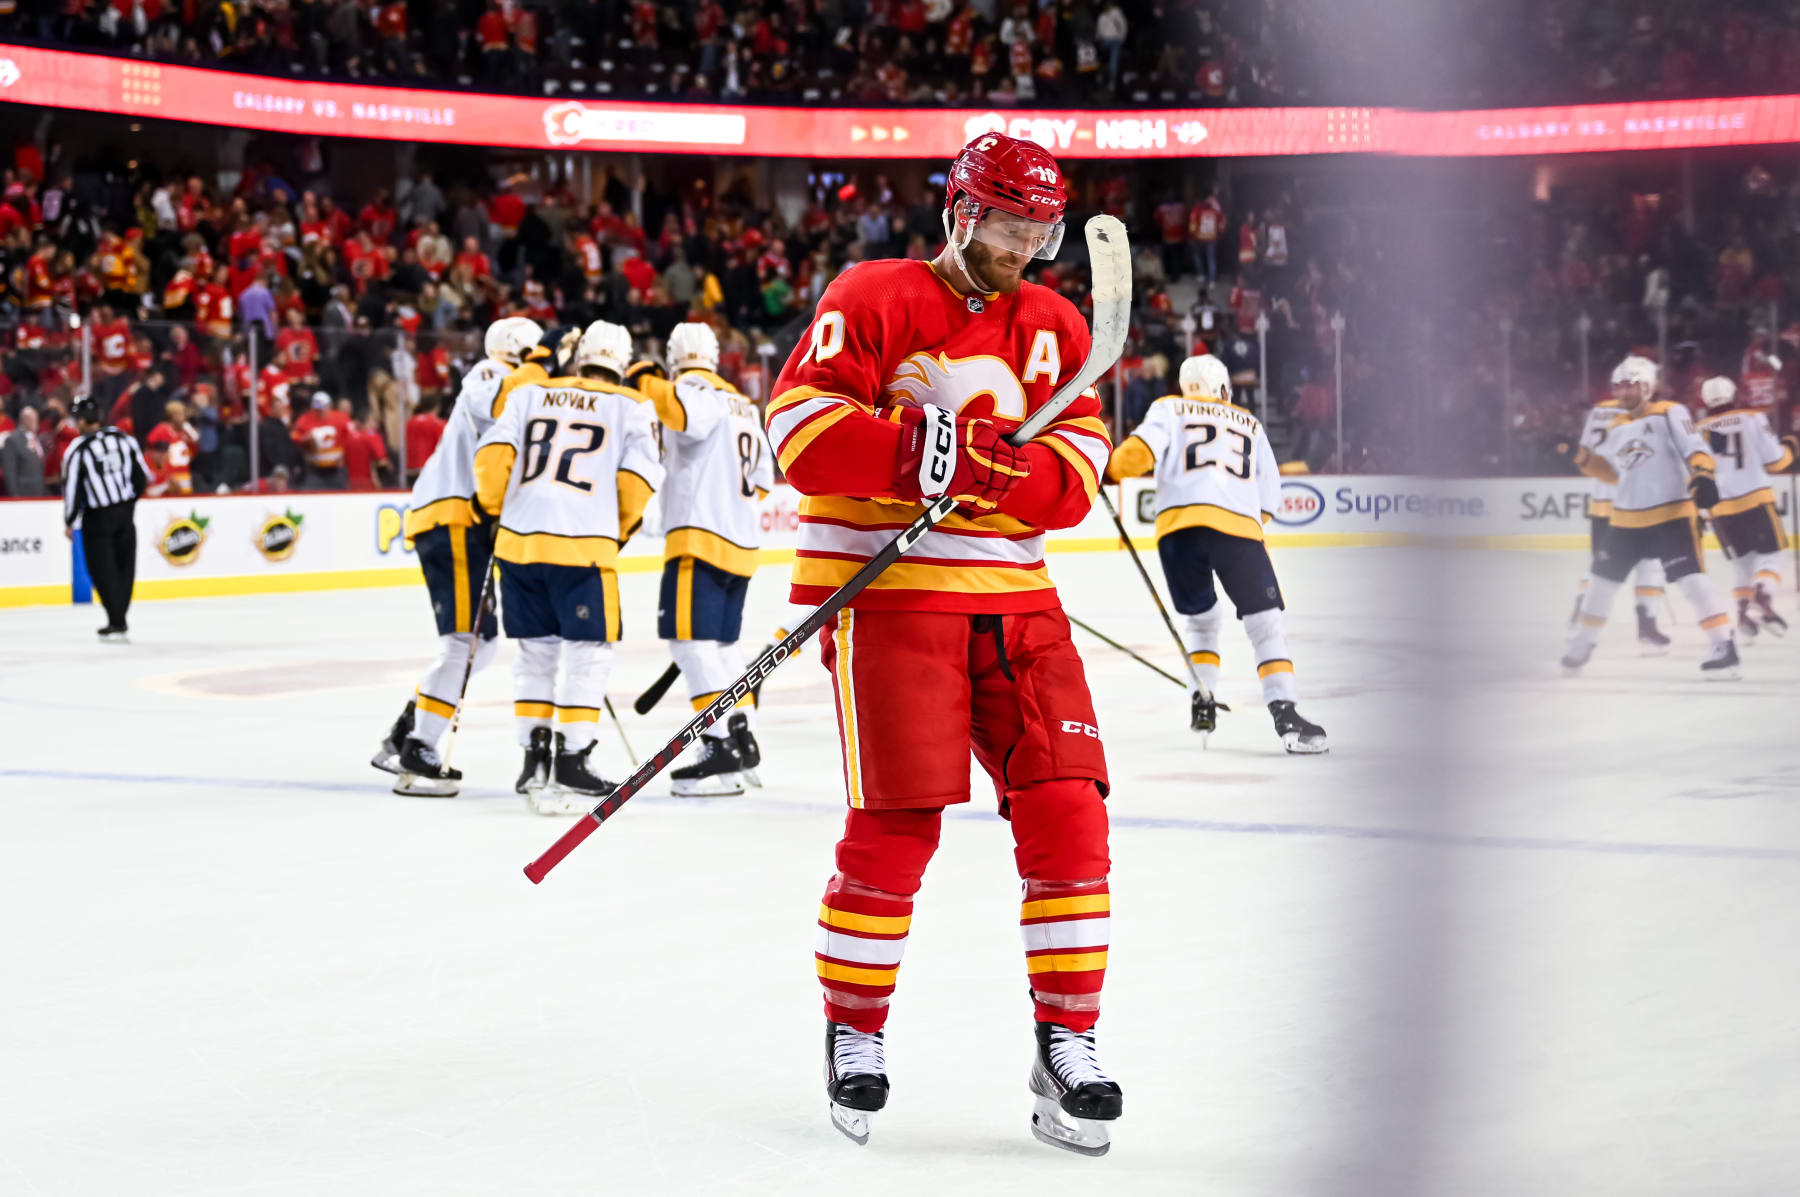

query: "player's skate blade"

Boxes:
[529, 733, 617, 813]
[1269, 700, 1327, 754]
[1754, 593, 1786, 636]
[825, 1022, 887, 1147]
[670, 734, 744, 797]
[1028, 1022, 1121, 1157]
[392, 737, 461, 797]
[1700, 641, 1741, 681]
[372, 701, 416, 775]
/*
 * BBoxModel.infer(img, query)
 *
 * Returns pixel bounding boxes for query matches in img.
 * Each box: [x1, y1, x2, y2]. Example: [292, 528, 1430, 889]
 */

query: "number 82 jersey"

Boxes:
[1106, 393, 1281, 542]
[473, 376, 665, 568]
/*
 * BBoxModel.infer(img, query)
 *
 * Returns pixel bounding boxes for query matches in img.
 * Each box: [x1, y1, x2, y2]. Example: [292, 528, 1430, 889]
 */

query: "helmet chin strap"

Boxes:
[941, 202, 984, 294]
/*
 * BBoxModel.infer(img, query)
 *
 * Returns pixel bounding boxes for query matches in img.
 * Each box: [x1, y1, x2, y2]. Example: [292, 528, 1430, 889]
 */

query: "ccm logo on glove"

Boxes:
[1059, 720, 1101, 739]
[918, 404, 957, 497]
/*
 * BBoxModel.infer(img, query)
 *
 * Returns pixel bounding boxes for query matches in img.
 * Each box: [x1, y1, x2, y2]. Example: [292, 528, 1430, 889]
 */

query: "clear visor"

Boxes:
[968, 208, 1065, 261]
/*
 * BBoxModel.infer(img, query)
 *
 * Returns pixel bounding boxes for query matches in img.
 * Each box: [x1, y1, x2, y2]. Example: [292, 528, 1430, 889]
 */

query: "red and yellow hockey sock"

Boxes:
[816, 874, 912, 1034]
[1021, 877, 1110, 1032]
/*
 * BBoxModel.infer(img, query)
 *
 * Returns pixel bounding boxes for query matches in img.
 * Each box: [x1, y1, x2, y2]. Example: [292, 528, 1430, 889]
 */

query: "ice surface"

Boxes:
[2, 547, 1796, 1196]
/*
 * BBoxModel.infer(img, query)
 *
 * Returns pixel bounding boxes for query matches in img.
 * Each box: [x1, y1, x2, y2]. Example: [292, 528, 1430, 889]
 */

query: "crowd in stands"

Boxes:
[3, 0, 1293, 108]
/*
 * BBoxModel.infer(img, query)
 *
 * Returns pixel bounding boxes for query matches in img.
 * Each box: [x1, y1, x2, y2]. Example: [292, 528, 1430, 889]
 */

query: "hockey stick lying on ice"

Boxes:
[1065, 613, 1186, 687]
[524, 215, 1132, 885]
[1095, 487, 1214, 706]
[633, 624, 798, 716]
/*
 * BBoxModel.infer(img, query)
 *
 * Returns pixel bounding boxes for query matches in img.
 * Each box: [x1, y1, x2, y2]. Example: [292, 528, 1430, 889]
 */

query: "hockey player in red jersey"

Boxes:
[767, 133, 1121, 1155]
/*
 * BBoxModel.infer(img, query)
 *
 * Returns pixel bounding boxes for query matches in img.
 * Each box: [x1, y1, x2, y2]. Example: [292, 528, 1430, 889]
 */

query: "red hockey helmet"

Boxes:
[944, 132, 1068, 262]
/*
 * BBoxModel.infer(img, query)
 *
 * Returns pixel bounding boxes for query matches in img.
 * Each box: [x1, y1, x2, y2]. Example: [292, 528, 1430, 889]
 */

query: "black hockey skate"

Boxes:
[1636, 605, 1671, 655]
[1560, 640, 1594, 673]
[370, 700, 415, 775]
[1737, 599, 1761, 643]
[1029, 1021, 1122, 1157]
[514, 726, 552, 795]
[825, 1021, 888, 1146]
[728, 711, 762, 788]
[1701, 639, 1741, 681]
[670, 733, 744, 797]
[1269, 700, 1328, 754]
[392, 737, 462, 798]
[1754, 589, 1788, 636]
[1189, 688, 1229, 743]
[97, 623, 129, 644]
[527, 732, 616, 816]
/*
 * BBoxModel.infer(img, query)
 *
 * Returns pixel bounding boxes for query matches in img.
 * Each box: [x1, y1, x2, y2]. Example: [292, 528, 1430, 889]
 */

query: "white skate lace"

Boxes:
[1046, 1027, 1113, 1088]
[832, 1027, 885, 1078]
[413, 743, 443, 768]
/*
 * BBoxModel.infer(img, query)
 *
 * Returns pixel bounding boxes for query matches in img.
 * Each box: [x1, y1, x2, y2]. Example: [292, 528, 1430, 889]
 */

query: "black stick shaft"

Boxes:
[1097, 487, 1205, 694]
[1065, 614, 1187, 687]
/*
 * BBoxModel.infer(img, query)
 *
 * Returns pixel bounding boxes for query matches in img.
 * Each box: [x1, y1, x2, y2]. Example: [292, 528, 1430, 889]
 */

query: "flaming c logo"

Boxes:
[0, 60, 20, 88]
[544, 101, 586, 146]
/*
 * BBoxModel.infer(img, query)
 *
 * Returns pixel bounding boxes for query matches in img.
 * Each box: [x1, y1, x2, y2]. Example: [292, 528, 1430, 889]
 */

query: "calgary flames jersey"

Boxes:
[1697, 407, 1796, 514]
[642, 368, 775, 576]
[1593, 400, 1715, 526]
[767, 259, 1111, 614]
[404, 357, 512, 539]
[1574, 398, 1625, 516]
[1107, 394, 1280, 542]
[473, 376, 663, 569]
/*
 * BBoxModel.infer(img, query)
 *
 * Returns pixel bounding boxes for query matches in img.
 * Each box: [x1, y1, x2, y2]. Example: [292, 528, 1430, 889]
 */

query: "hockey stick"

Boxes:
[525, 215, 1132, 885]
[440, 536, 499, 773]
[1066, 613, 1186, 687]
[604, 696, 637, 766]
[633, 662, 681, 715]
[1096, 487, 1212, 702]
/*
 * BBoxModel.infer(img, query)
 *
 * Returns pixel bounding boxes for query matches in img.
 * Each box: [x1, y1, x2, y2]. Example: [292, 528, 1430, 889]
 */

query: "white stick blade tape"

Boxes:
[1084, 215, 1131, 304]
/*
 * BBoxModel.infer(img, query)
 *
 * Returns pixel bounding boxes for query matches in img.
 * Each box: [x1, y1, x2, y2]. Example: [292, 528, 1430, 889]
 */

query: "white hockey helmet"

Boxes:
[575, 319, 633, 378]
[666, 321, 720, 373]
[484, 316, 543, 366]
[1700, 375, 1738, 409]
[1610, 354, 1659, 394]
[1178, 353, 1232, 402]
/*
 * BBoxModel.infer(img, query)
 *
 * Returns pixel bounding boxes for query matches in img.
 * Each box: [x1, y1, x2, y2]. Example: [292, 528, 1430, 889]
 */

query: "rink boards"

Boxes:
[4, 473, 1795, 607]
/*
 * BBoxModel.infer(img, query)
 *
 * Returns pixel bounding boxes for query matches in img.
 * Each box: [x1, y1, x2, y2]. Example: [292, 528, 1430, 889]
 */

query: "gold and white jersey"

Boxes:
[642, 368, 775, 576]
[473, 376, 664, 568]
[1697, 407, 1796, 514]
[1574, 398, 1625, 516]
[404, 357, 512, 539]
[1107, 394, 1280, 541]
[1596, 400, 1715, 526]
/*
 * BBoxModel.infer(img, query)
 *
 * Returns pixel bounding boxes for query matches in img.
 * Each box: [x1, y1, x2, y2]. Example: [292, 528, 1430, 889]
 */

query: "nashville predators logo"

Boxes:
[254, 509, 305, 562]
[884, 352, 1027, 420]
[158, 511, 209, 566]
[1617, 437, 1656, 470]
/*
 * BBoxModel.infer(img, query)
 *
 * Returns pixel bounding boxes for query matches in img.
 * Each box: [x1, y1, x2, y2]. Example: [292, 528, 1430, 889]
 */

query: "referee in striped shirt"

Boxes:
[63, 396, 149, 642]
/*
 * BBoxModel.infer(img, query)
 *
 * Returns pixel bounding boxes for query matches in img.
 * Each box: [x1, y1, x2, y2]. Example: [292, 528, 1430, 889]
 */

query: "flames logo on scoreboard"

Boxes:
[254, 508, 305, 562]
[158, 511, 210, 565]
[0, 59, 21, 89]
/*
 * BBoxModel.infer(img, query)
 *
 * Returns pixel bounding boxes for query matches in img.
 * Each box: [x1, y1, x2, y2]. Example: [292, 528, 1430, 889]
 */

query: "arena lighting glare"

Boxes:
[0, 43, 1796, 159]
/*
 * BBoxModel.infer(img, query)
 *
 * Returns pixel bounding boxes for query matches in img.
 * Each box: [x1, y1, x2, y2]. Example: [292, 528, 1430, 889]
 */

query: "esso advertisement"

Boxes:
[1272, 480, 1326, 527]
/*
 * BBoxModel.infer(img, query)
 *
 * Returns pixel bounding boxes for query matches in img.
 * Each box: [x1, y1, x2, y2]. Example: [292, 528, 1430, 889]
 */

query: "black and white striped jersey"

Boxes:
[62, 426, 149, 525]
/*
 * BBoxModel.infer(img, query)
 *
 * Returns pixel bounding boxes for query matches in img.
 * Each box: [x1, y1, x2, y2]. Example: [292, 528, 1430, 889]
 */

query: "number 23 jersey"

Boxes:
[1111, 393, 1280, 542]
[473, 376, 664, 569]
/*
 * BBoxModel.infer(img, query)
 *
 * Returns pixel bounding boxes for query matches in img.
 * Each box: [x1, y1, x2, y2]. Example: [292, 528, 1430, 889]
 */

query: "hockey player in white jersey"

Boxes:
[1563, 355, 1739, 677]
[1105, 353, 1326, 752]
[1697, 375, 1797, 637]
[626, 321, 776, 796]
[1571, 357, 1672, 652]
[473, 320, 664, 813]
[372, 315, 541, 795]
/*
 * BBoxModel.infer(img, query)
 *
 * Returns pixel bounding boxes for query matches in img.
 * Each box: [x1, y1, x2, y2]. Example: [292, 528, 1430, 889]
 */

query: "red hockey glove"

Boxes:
[896, 404, 1032, 510]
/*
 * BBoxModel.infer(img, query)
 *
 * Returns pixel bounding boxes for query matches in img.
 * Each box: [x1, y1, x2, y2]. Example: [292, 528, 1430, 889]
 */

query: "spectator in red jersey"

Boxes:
[1154, 192, 1188, 281]
[146, 399, 199, 495]
[1190, 188, 1226, 286]
[274, 308, 319, 377]
[453, 236, 492, 280]
[404, 397, 447, 483]
[195, 265, 235, 344]
[477, 0, 511, 83]
[291, 391, 353, 489]
[338, 398, 390, 491]
[359, 189, 399, 245]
